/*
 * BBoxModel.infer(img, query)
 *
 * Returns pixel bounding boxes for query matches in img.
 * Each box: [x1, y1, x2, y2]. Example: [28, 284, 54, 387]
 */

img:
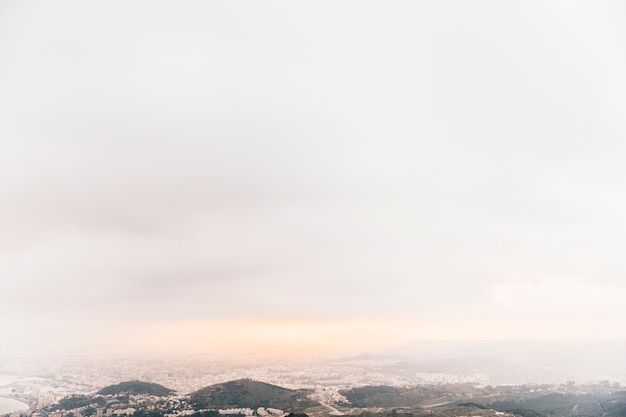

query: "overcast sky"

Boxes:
[1, 0, 626, 356]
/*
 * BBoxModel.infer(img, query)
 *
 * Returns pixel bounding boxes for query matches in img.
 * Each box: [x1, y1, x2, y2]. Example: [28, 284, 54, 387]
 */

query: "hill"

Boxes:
[50, 395, 107, 411]
[339, 385, 457, 408]
[98, 381, 174, 396]
[190, 379, 315, 411]
[473, 390, 626, 417]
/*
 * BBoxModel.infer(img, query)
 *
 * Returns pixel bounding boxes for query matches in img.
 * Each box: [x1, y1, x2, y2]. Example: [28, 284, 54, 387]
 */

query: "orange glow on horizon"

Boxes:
[134, 317, 410, 356]
[90, 315, 596, 357]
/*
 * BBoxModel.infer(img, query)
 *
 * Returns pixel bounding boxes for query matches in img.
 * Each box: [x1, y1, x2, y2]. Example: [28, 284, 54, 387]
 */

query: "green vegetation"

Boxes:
[472, 390, 626, 417]
[285, 413, 309, 417]
[133, 411, 193, 417]
[50, 396, 107, 411]
[339, 385, 453, 408]
[42, 379, 626, 417]
[340, 384, 626, 417]
[98, 381, 175, 397]
[190, 379, 315, 411]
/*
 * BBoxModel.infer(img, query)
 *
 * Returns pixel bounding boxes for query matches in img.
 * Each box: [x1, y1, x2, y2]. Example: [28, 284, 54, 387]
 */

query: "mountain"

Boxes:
[340, 385, 466, 408]
[190, 379, 315, 411]
[377, 339, 626, 384]
[98, 380, 174, 396]
[471, 389, 626, 417]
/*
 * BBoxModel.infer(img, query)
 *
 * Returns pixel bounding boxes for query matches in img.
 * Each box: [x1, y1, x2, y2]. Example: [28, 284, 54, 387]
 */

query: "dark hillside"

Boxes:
[190, 379, 315, 410]
[98, 381, 174, 396]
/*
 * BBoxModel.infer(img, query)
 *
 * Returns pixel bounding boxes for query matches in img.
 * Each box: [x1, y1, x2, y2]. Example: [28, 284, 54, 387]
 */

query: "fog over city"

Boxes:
[1, 0, 626, 363]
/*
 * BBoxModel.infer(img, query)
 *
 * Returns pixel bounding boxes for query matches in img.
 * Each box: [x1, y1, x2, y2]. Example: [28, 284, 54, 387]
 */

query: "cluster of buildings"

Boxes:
[216, 408, 284, 417]
[414, 372, 490, 385]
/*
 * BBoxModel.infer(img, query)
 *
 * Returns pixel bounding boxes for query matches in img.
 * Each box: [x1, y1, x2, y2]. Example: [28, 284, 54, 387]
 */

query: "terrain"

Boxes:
[19, 379, 626, 417]
[98, 381, 174, 397]
[190, 379, 316, 410]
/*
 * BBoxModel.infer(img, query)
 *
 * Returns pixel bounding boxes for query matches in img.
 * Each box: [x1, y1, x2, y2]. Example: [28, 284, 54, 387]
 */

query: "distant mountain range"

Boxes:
[350, 339, 626, 384]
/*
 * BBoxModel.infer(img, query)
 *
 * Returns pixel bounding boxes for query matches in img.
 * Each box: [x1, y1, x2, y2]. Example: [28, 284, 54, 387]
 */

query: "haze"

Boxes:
[1, 1, 626, 356]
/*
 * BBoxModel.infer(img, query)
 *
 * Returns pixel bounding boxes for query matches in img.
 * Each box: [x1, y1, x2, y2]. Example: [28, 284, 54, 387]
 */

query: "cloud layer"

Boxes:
[1, 0, 626, 354]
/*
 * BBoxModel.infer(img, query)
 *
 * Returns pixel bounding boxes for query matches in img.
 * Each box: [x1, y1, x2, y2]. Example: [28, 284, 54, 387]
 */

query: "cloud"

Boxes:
[485, 276, 626, 340]
[491, 276, 626, 315]
[2, 1, 626, 354]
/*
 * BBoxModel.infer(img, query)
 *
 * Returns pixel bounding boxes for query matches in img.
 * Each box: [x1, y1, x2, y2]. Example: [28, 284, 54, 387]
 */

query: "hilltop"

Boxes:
[35, 378, 626, 417]
[190, 379, 315, 411]
[339, 385, 459, 408]
[97, 380, 174, 396]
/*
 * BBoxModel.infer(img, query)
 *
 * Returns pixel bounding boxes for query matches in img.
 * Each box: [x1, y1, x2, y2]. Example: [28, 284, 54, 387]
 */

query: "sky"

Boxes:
[1, 0, 626, 356]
